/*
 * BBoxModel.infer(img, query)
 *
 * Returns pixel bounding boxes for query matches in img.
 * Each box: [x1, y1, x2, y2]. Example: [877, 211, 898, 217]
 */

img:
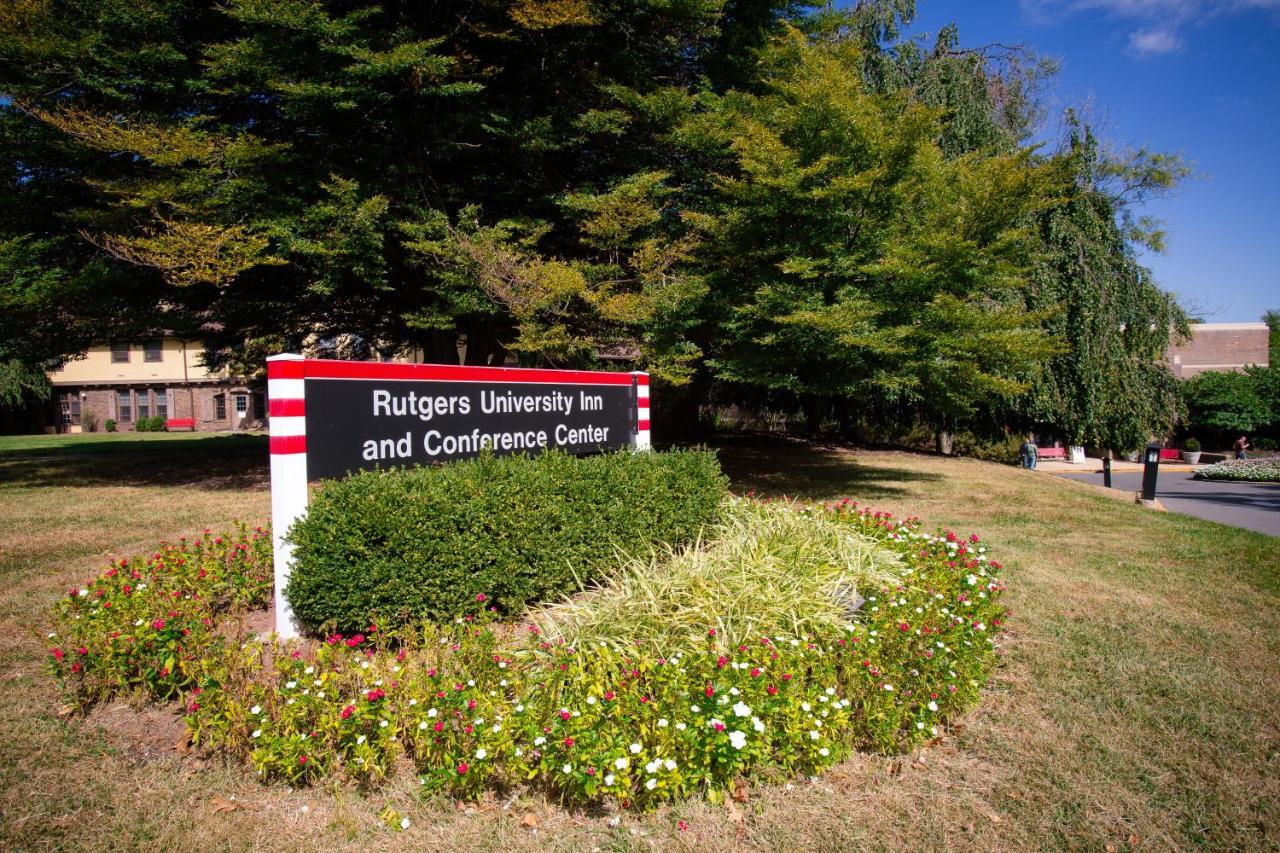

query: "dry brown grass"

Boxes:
[1, 433, 1278, 850]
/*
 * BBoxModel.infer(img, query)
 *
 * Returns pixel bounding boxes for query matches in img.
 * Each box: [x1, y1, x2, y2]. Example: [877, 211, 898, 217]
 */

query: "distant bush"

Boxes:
[1193, 457, 1280, 483]
[104, 419, 117, 432]
[133, 415, 168, 432]
[286, 450, 727, 632]
[1183, 437, 1200, 452]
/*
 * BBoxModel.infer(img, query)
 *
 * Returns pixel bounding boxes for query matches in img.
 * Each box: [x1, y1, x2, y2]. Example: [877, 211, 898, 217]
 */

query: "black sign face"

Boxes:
[304, 378, 637, 480]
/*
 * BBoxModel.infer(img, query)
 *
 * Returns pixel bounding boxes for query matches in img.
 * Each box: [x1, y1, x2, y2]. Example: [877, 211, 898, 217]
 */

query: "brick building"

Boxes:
[1166, 322, 1270, 378]
[48, 339, 263, 433]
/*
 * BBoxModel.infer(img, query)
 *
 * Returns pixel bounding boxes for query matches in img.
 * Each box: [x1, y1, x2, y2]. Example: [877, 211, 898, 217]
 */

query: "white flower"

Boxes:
[646, 759, 660, 774]
[657, 718, 669, 727]
[883, 684, 894, 692]
[400, 817, 410, 830]
[251, 729, 262, 738]
[379, 719, 388, 728]
[663, 759, 676, 771]
[615, 757, 629, 770]
[304, 666, 315, 675]
[134, 619, 144, 627]
[675, 722, 687, 731]
[732, 701, 752, 718]
[427, 708, 437, 718]
[408, 698, 417, 707]
[728, 731, 747, 750]
[729, 687, 740, 696]
[250, 705, 262, 715]
[360, 661, 369, 670]
[492, 724, 501, 733]
[467, 679, 475, 687]
[514, 747, 523, 757]
[928, 701, 938, 712]
[418, 721, 428, 730]
[515, 704, 524, 712]
[809, 730, 820, 741]
[629, 742, 642, 754]
[690, 705, 700, 713]
[645, 778, 658, 791]
[802, 702, 811, 712]
[604, 773, 616, 786]
[77, 589, 88, 597]
[586, 696, 596, 705]
[534, 737, 546, 746]
[752, 717, 766, 733]
[476, 748, 487, 760]
[825, 687, 836, 696]
[285, 681, 297, 689]
[357, 734, 366, 744]
[819, 747, 830, 757]
[562, 763, 573, 774]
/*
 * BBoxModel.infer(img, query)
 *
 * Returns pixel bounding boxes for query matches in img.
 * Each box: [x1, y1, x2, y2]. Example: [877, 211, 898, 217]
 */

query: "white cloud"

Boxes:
[1128, 26, 1184, 54]
[1021, 0, 1280, 58]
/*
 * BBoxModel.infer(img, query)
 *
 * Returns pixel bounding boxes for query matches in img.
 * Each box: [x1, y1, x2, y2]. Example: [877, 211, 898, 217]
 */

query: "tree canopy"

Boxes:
[1, 0, 1190, 448]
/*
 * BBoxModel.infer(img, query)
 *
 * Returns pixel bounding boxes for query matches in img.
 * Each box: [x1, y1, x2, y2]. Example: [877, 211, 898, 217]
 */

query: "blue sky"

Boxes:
[905, 0, 1280, 322]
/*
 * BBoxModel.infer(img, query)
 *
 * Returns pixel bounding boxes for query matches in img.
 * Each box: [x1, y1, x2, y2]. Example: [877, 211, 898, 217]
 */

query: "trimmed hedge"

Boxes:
[285, 449, 726, 632]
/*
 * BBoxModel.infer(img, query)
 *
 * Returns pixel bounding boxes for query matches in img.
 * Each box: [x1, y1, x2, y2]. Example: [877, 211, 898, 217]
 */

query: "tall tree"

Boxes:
[1023, 119, 1188, 451]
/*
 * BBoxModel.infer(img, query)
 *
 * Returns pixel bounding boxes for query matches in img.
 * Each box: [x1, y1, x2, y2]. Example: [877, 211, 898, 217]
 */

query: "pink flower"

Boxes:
[456, 762, 469, 775]
[766, 685, 778, 695]
[564, 737, 575, 747]
[559, 710, 571, 720]
[298, 755, 307, 765]
[340, 705, 354, 719]
[346, 634, 364, 648]
[475, 593, 487, 602]
[152, 619, 166, 631]
[750, 667, 761, 678]
[678, 820, 689, 831]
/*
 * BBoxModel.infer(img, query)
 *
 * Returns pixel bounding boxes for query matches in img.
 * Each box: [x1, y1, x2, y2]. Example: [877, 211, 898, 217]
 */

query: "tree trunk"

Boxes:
[935, 429, 954, 456]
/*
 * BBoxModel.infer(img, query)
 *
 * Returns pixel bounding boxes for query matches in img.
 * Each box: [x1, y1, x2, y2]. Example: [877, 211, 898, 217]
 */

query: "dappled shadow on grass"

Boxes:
[0, 434, 269, 491]
[705, 433, 942, 501]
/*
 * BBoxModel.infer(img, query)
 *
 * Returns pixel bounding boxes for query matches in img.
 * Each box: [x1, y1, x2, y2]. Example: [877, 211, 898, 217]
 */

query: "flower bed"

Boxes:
[1193, 456, 1280, 483]
[46, 500, 1007, 807]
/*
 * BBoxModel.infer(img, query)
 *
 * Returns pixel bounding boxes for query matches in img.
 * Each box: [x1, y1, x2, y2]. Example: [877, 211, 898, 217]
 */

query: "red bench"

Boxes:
[1158, 448, 1181, 462]
[166, 418, 196, 431]
[1034, 446, 1066, 460]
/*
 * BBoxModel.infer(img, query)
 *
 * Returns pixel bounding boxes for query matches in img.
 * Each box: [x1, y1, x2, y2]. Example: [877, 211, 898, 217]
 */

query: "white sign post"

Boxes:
[266, 355, 650, 640]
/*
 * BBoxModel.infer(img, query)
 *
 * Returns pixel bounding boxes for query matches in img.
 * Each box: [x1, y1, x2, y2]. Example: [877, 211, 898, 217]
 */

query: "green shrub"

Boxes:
[286, 449, 727, 632]
[105, 418, 117, 432]
[1183, 437, 1200, 452]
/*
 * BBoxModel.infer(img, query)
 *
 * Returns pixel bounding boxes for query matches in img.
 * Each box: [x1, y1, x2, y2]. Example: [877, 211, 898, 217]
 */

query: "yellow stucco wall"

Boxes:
[49, 340, 227, 385]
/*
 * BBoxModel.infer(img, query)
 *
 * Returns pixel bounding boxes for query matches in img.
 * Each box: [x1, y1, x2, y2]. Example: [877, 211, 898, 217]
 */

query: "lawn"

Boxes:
[1, 434, 1277, 850]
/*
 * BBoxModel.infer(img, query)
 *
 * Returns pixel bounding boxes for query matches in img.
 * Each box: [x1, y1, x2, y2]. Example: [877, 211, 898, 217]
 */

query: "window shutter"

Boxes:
[108, 391, 116, 420]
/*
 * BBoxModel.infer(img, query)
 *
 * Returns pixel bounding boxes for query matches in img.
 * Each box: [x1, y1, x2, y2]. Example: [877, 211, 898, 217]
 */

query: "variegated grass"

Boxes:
[526, 500, 904, 656]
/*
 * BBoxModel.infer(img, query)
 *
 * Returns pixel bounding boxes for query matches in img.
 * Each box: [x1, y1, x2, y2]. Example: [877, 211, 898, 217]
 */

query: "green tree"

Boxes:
[1022, 121, 1188, 451]
[677, 29, 1059, 448]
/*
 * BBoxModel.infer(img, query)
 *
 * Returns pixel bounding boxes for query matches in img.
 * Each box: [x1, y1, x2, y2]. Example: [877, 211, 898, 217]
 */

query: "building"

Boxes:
[49, 339, 263, 432]
[1166, 322, 1270, 378]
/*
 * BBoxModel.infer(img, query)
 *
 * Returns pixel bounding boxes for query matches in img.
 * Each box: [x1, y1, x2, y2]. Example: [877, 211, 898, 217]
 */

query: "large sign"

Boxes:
[265, 355, 651, 637]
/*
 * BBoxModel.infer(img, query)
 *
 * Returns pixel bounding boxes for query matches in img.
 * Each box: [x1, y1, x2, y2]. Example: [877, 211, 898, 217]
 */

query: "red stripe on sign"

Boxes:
[634, 373, 650, 386]
[267, 360, 306, 379]
[302, 359, 634, 386]
[270, 435, 307, 455]
[268, 398, 306, 417]
[637, 419, 651, 431]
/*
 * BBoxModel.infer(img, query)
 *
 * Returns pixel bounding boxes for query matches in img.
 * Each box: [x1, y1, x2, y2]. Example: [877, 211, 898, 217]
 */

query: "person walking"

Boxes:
[1234, 435, 1249, 460]
[1020, 435, 1038, 470]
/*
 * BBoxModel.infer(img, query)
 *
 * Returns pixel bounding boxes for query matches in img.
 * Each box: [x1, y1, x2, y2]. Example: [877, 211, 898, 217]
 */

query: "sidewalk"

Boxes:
[1032, 457, 1204, 474]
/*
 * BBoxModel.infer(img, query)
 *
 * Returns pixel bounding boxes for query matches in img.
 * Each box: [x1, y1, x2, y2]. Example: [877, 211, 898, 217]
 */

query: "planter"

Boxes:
[1181, 450, 1202, 464]
[1068, 445, 1086, 464]
[1124, 451, 1140, 462]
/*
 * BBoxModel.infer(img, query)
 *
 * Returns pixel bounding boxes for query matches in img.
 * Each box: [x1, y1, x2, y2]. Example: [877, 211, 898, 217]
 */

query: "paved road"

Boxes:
[1058, 470, 1280, 537]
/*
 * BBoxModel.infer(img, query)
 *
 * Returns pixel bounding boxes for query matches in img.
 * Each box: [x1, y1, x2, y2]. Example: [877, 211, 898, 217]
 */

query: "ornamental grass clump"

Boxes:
[1193, 456, 1280, 482]
[527, 500, 904, 655]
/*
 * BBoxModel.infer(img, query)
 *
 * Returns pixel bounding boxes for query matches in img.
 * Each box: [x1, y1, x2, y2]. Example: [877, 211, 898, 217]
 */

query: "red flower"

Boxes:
[678, 820, 689, 831]
[346, 634, 364, 648]
[152, 619, 166, 631]
[704, 685, 714, 698]
[750, 667, 761, 678]
[707, 628, 716, 637]
[564, 737, 575, 747]
[559, 710, 571, 720]
[434, 721, 444, 732]
[341, 705, 354, 719]
[51, 648, 64, 661]
[298, 755, 307, 765]
[475, 593, 487, 602]
[76, 646, 88, 656]
[713, 722, 726, 732]
[766, 685, 778, 695]
[716, 656, 728, 668]
[781, 673, 792, 681]
[603, 691, 615, 701]
[456, 762, 469, 775]
[71, 662, 82, 673]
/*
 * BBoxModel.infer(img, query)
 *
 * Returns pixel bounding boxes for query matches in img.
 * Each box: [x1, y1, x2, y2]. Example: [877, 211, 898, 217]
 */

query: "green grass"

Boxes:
[0, 433, 1277, 850]
[0, 430, 265, 455]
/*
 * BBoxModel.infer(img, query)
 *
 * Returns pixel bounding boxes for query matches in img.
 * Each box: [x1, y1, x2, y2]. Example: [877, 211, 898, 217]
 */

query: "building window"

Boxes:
[144, 340, 163, 362]
[252, 391, 265, 420]
[155, 389, 168, 421]
[234, 393, 249, 416]
[137, 389, 151, 420]
[117, 390, 132, 422]
[110, 342, 130, 363]
[60, 392, 81, 426]
[213, 393, 226, 420]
